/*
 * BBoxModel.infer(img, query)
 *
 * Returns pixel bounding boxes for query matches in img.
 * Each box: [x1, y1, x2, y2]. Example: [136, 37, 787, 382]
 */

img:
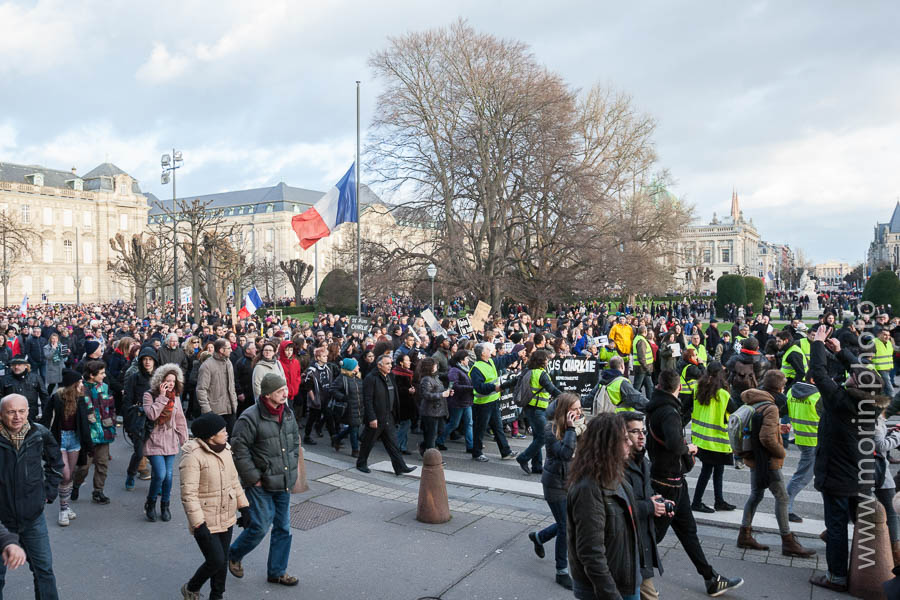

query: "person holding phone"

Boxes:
[142, 364, 189, 522]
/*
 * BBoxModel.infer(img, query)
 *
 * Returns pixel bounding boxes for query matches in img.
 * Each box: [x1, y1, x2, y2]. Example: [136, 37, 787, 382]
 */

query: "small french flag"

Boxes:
[238, 288, 262, 319]
[291, 163, 357, 249]
[18, 295, 28, 317]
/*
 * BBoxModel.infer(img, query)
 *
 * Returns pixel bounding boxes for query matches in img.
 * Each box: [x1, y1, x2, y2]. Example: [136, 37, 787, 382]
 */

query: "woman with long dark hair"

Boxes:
[689, 361, 736, 513]
[413, 357, 452, 455]
[566, 413, 640, 600]
[527, 393, 584, 590]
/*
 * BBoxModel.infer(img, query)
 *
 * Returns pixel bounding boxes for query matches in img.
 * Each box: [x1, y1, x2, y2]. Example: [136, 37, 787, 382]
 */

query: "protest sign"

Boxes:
[456, 317, 474, 337]
[470, 301, 492, 332]
[349, 316, 369, 336]
[421, 309, 446, 336]
[501, 357, 600, 420]
[669, 343, 681, 357]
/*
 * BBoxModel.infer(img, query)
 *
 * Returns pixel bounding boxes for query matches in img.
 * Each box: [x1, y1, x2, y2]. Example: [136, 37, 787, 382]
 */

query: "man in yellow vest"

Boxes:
[775, 330, 806, 388]
[632, 326, 654, 397]
[595, 356, 648, 413]
[515, 349, 562, 475]
[874, 326, 896, 397]
[686, 331, 708, 367]
[469, 342, 526, 463]
[784, 376, 820, 523]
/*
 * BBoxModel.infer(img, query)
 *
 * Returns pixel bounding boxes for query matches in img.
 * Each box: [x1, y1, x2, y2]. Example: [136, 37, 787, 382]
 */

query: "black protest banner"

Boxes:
[498, 357, 599, 422]
[349, 316, 369, 336]
[456, 317, 474, 338]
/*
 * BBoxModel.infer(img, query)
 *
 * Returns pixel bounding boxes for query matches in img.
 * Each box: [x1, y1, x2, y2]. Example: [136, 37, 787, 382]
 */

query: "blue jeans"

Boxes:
[786, 445, 816, 514]
[147, 454, 176, 503]
[333, 424, 360, 451]
[229, 487, 292, 578]
[437, 406, 473, 449]
[396, 419, 411, 451]
[0, 513, 59, 599]
[537, 493, 567, 572]
[517, 406, 546, 470]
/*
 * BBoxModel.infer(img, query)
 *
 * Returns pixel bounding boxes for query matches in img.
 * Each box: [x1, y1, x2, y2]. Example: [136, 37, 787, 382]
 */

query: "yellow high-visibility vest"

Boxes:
[691, 388, 730, 453]
[528, 368, 550, 410]
[787, 388, 821, 447]
[470, 360, 500, 404]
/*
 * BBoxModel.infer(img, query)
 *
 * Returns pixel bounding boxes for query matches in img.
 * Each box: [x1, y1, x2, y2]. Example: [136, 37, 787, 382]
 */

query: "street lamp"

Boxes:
[426, 263, 437, 309]
[161, 150, 183, 314]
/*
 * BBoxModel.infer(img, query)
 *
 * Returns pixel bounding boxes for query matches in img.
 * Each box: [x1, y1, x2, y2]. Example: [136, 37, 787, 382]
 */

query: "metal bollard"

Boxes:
[416, 448, 451, 524]
[849, 498, 892, 599]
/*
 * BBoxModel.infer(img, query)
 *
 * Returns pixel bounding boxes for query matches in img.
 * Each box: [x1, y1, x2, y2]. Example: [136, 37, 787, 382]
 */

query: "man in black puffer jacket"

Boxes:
[123, 346, 157, 489]
[0, 357, 48, 423]
[646, 370, 743, 597]
[233, 342, 256, 416]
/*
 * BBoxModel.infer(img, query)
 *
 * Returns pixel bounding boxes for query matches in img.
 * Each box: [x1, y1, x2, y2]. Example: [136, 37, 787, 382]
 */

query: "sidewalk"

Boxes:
[2, 437, 864, 599]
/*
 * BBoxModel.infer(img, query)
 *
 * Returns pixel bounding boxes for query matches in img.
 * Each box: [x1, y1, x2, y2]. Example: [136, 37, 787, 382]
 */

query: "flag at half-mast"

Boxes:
[291, 163, 357, 249]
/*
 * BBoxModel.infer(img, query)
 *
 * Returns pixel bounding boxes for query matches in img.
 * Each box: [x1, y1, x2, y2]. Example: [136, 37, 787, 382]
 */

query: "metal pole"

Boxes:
[356, 81, 361, 316]
[431, 277, 434, 309]
[75, 227, 80, 306]
[314, 243, 318, 302]
[172, 148, 179, 318]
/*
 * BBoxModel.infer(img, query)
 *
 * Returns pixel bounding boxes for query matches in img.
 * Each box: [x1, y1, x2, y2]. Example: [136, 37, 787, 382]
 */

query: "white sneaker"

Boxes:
[66, 507, 76, 520]
[58, 510, 69, 527]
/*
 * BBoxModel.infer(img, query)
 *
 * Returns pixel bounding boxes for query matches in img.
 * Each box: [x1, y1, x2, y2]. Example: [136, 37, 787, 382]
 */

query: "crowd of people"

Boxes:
[0, 295, 894, 598]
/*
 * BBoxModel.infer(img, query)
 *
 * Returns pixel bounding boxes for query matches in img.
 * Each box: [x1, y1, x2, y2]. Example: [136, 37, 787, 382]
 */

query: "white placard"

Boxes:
[669, 343, 682, 357]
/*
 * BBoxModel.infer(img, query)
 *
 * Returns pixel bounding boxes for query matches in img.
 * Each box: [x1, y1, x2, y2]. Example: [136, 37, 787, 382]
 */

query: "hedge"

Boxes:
[743, 277, 765, 314]
[315, 269, 357, 315]
[862, 270, 900, 312]
[716, 275, 746, 315]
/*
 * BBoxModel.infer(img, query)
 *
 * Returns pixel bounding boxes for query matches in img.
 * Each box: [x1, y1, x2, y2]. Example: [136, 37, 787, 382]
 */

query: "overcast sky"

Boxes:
[2, 0, 898, 264]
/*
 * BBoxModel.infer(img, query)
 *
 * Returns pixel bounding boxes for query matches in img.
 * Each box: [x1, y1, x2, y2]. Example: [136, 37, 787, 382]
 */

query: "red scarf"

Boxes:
[156, 389, 176, 426]
[263, 398, 285, 423]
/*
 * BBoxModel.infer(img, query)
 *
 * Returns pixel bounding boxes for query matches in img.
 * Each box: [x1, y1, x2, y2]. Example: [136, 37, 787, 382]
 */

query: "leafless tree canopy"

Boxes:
[0, 211, 40, 307]
[107, 232, 158, 318]
[254, 257, 286, 301]
[367, 20, 691, 314]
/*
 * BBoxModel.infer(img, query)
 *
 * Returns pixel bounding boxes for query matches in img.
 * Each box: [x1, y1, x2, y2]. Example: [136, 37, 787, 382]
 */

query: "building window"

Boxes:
[266, 204, 274, 213]
[83, 276, 93, 294]
[43, 207, 53, 225]
[43, 240, 53, 263]
[64, 276, 74, 295]
[265, 229, 274, 244]
[43, 276, 54, 295]
[721, 248, 731, 264]
[119, 214, 128, 231]
[22, 275, 32, 295]
[703, 248, 711, 264]
[83, 241, 93, 264]
[21, 205, 31, 224]
[63, 240, 73, 263]
[63, 210, 72, 227]
[83, 211, 92, 230]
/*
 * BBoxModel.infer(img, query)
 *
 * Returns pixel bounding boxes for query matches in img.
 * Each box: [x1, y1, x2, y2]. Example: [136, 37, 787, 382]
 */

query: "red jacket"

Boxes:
[278, 341, 302, 399]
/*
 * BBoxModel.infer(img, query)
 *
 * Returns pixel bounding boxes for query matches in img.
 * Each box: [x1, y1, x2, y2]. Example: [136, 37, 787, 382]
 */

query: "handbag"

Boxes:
[327, 379, 349, 420]
[649, 419, 695, 474]
[291, 446, 309, 494]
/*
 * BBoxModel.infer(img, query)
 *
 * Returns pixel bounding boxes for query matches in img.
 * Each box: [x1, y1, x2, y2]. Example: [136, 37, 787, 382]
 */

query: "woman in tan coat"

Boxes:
[179, 412, 250, 600]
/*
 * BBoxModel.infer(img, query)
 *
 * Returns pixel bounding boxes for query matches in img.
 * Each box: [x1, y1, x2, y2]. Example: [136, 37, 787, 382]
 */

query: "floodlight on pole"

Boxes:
[161, 148, 183, 314]
[426, 263, 437, 309]
[161, 154, 171, 167]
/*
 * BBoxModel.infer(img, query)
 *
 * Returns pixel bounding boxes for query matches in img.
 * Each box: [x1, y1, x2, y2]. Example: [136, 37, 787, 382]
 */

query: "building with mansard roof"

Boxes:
[868, 202, 900, 273]
[0, 161, 149, 304]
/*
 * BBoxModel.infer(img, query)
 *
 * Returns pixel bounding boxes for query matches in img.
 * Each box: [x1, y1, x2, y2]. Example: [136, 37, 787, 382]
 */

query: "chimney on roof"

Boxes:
[731, 189, 739, 222]
[71, 167, 77, 174]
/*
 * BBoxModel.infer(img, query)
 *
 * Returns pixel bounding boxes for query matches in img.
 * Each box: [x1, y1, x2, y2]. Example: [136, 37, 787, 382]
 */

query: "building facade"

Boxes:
[758, 241, 794, 291]
[0, 161, 149, 305]
[814, 260, 850, 287]
[672, 191, 761, 292]
[868, 203, 900, 273]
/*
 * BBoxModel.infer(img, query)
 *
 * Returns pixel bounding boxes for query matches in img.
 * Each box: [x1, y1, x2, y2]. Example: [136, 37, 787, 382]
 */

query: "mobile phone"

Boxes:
[448, 382, 454, 390]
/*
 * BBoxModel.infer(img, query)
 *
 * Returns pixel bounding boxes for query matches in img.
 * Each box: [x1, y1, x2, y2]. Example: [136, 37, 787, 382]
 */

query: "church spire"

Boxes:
[731, 188, 739, 221]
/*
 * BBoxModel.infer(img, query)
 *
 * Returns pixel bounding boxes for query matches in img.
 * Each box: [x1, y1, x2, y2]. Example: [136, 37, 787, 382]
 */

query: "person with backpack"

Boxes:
[123, 346, 157, 490]
[516, 350, 562, 476]
[646, 370, 744, 597]
[689, 362, 737, 514]
[591, 355, 648, 414]
[736, 370, 814, 558]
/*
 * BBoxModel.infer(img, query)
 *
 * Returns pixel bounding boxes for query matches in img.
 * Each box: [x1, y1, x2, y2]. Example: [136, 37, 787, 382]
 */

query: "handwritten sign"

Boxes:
[349, 316, 369, 336]
[420, 309, 446, 336]
[456, 317, 474, 337]
[470, 301, 492, 333]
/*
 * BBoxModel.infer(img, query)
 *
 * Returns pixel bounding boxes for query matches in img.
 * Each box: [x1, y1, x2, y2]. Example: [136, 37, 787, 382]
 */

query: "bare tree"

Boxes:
[0, 211, 41, 307]
[108, 233, 158, 318]
[254, 257, 286, 301]
[279, 259, 313, 304]
[153, 197, 233, 321]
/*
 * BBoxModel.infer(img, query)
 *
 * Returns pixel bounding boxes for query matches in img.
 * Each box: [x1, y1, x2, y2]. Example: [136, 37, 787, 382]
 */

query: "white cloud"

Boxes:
[0, 0, 86, 74]
[135, 42, 191, 84]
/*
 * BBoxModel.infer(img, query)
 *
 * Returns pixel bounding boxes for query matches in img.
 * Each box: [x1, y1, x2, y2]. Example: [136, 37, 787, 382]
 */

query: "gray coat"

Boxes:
[196, 354, 238, 416]
[416, 374, 448, 418]
[42, 344, 64, 385]
[231, 400, 301, 492]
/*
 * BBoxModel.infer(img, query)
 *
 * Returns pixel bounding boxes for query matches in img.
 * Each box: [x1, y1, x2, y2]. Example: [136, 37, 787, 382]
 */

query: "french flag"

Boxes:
[237, 288, 263, 319]
[18, 295, 28, 317]
[291, 163, 357, 249]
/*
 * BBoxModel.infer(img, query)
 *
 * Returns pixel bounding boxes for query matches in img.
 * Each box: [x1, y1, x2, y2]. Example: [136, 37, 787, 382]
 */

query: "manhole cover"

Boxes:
[289, 501, 349, 531]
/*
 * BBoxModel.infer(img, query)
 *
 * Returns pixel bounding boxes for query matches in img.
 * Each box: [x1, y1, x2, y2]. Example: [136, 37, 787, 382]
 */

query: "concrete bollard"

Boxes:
[849, 498, 892, 600]
[416, 448, 451, 524]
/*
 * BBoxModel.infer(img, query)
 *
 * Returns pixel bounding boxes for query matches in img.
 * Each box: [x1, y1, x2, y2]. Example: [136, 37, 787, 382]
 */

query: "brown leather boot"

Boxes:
[893, 541, 900, 568]
[781, 533, 815, 558]
[737, 526, 769, 550]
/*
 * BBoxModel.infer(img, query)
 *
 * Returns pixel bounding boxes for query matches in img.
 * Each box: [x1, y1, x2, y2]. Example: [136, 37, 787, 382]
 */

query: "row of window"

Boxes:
[16, 205, 130, 231]
[683, 248, 732, 264]
[21, 275, 94, 296]
[38, 240, 94, 264]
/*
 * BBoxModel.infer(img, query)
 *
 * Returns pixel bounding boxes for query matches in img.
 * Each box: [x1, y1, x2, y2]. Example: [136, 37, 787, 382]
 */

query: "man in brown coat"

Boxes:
[196, 340, 238, 435]
[737, 371, 814, 557]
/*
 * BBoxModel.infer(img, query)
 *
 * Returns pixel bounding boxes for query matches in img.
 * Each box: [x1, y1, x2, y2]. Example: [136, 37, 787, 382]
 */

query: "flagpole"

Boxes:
[356, 80, 362, 317]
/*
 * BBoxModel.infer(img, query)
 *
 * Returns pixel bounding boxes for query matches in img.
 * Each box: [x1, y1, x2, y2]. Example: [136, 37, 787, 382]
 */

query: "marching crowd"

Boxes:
[0, 297, 894, 599]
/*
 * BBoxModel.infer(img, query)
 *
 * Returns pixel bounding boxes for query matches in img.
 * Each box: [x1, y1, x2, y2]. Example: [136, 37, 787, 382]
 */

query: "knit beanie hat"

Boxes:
[190, 412, 226, 440]
[84, 340, 101, 356]
[260, 372, 287, 398]
[61, 369, 82, 389]
[342, 357, 358, 372]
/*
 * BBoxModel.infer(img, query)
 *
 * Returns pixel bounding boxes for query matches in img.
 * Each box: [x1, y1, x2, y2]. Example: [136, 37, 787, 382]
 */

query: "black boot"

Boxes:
[144, 498, 157, 522]
[159, 501, 171, 522]
[303, 436, 317, 446]
[71, 485, 80, 501]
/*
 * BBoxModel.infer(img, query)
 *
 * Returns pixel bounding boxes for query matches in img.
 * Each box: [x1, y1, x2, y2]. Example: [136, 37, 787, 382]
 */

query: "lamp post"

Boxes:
[161, 150, 183, 315]
[426, 263, 437, 309]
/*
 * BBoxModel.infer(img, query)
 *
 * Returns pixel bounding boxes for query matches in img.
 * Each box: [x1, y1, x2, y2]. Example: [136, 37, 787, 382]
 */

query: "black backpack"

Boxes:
[513, 369, 535, 408]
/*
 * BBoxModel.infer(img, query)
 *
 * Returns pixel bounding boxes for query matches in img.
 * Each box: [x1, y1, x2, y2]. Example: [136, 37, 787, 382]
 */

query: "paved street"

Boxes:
[3, 432, 866, 599]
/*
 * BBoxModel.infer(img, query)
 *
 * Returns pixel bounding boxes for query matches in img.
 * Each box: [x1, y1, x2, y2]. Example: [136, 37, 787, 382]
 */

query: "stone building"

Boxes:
[0, 161, 149, 304]
[814, 260, 850, 287]
[672, 191, 761, 291]
[868, 202, 900, 273]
